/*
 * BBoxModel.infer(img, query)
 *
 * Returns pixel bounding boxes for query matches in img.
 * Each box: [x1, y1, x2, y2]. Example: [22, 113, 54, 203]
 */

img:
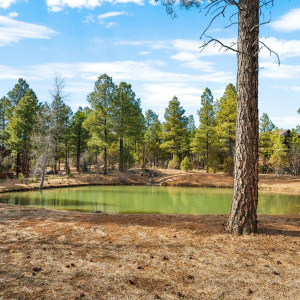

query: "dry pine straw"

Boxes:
[0, 204, 299, 300]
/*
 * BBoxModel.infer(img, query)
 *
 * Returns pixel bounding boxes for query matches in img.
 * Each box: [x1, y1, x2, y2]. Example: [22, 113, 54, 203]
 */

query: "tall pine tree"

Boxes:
[84, 74, 116, 175]
[192, 88, 216, 172]
[259, 113, 275, 173]
[112, 82, 144, 171]
[7, 89, 39, 177]
[215, 83, 237, 159]
[161, 96, 188, 163]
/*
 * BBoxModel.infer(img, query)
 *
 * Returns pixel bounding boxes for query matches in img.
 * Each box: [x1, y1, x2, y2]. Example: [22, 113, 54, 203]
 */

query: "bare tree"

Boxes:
[162, 0, 279, 234]
[31, 104, 55, 189]
[50, 74, 72, 174]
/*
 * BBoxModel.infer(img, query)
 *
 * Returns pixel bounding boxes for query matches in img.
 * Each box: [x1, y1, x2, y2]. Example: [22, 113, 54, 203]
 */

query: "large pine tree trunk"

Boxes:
[227, 0, 259, 235]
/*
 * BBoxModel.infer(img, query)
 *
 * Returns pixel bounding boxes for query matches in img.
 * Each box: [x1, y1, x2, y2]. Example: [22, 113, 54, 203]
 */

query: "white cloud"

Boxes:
[270, 8, 300, 32]
[7, 11, 19, 18]
[261, 63, 300, 79]
[46, 0, 145, 11]
[148, 0, 160, 5]
[272, 116, 300, 130]
[142, 82, 203, 107]
[48, 5, 62, 12]
[0, 16, 57, 47]
[269, 85, 300, 93]
[98, 11, 125, 20]
[171, 51, 199, 61]
[0, 0, 16, 9]
[105, 21, 117, 28]
[46, 0, 103, 10]
[0, 60, 234, 84]
[260, 37, 300, 59]
[139, 51, 150, 55]
[97, 11, 126, 28]
[117, 38, 237, 56]
[83, 14, 95, 24]
[170, 51, 214, 72]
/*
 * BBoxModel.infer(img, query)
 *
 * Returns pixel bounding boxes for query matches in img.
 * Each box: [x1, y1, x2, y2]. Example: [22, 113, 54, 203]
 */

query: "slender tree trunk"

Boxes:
[263, 155, 267, 174]
[206, 133, 209, 173]
[104, 129, 107, 175]
[227, 0, 259, 235]
[25, 152, 29, 178]
[119, 138, 124, 171]
[21, 151, 26, 175]
[228, 136, 234, 159]
[54, 145, 58, 174]
[65, 140, 68, 173]
[77, 139, 81, 173]
[40, 141, 50, 189]
[104, 147, 107, 175]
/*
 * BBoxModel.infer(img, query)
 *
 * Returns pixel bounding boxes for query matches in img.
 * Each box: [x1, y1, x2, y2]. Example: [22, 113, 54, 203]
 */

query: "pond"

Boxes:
[0, 186, 299, 215]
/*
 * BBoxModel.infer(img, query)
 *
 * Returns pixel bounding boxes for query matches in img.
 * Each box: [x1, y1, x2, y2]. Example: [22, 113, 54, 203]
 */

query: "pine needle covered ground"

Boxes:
[0, 204, 299, 300]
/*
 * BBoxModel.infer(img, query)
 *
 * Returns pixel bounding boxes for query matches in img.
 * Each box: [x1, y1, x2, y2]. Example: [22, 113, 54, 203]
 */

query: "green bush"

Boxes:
[168, 155, 180, 169]
[223, 157, 234, 175]
[29, 177, 38, 183]
[68, 173, 74, 178]
[18, 173, 24, 180]
[180, 156, 193, 171]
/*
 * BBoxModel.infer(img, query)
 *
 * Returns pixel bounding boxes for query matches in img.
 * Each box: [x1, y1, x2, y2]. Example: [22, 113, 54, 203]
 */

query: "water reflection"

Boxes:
[0, 186, 299, 215]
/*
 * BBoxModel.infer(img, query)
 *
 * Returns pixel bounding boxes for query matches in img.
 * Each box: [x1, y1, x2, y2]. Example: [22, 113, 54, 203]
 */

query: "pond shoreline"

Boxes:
[1, 169, 300, 195]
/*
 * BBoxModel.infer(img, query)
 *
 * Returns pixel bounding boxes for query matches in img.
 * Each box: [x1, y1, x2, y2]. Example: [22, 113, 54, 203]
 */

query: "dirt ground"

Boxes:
[0, 169, 299, 299]
[0, 204, 299, 300]
[1, 169, 300, 194]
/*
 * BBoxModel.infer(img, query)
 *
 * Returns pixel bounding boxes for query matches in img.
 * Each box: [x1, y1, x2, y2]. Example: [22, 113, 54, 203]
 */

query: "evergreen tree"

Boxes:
[180, 156, 193, 171]
[259, 113, 275, 173]
[7, 89, 39, 177]
[215, 83, 237, 159]
[286, 129, 300, 176]
[5, 78, 31, 173]
[7, 78, 30, 107]
[144, 110, 162, 167]
[70, 107, 89, 173]
[161, 96, 188, 162]
[269, 130, 288, 175]
[112, 81, 144, 171]
[187, 114, 196, 134]
[0, 97, 10, 136]
[84, 74, 116, 174]
[260, 113, 275, 133]
[191, 88, 216, 172]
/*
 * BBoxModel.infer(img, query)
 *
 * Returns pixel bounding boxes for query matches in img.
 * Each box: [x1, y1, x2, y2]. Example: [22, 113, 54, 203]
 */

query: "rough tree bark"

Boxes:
[226, 0, 259, 235]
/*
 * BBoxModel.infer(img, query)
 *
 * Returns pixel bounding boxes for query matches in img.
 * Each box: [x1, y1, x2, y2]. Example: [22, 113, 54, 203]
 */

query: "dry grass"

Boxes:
[0, 204, 299, 300]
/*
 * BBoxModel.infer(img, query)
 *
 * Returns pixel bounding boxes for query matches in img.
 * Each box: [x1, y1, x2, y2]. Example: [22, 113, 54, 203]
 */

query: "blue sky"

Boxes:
[0, 0, 299, 129]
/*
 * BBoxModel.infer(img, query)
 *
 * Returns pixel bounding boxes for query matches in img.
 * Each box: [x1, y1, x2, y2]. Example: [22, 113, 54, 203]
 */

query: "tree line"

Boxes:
[0, 74, 299, 178]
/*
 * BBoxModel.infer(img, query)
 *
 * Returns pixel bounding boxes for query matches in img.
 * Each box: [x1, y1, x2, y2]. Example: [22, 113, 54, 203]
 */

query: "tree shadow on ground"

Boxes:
[258, 227, 300, 237]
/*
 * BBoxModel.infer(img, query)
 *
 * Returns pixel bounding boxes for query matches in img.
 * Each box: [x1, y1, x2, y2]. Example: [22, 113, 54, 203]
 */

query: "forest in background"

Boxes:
[0, 74, 299, 179]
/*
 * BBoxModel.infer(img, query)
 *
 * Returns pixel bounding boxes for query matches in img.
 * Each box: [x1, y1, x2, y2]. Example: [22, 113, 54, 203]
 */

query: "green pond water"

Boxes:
[0, 186, 299, 215]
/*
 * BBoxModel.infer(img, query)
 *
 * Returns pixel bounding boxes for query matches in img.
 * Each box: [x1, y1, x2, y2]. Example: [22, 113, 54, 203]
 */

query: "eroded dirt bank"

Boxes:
[0, 204, 299, 300]
[1, 169, 300, 194]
